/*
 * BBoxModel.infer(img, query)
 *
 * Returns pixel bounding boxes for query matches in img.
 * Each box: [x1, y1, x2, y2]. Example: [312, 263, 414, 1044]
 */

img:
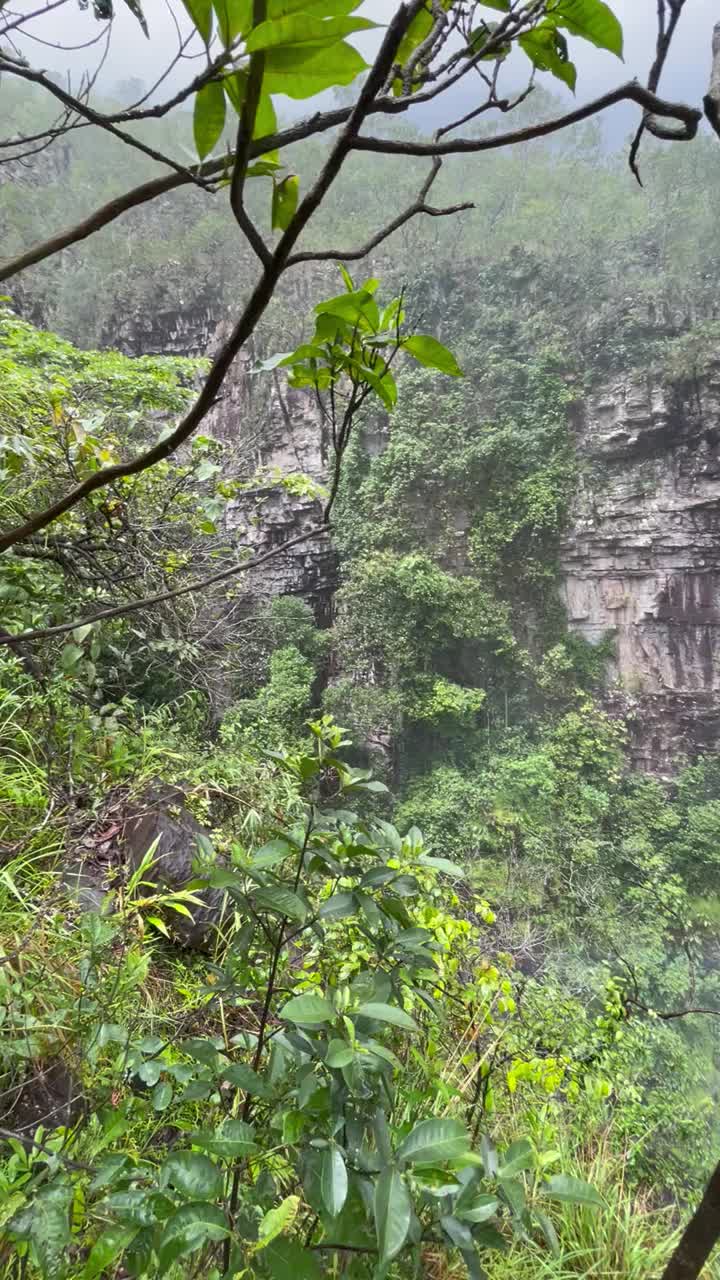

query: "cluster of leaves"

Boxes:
[1, 709, 616, 1280]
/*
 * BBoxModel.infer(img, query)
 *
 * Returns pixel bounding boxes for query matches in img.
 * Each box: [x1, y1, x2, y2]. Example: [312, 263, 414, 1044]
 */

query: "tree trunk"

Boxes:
[661, 1159, 720, 1280]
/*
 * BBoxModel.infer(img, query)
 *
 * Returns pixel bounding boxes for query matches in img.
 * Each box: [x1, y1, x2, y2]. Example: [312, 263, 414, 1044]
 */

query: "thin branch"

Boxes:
[0, 0, 68, 39]
[229, 0, 270, 267]
[352, 81, 701, 156]
[0, 53, 203, 184]
[0, 526, 329, 644]
[286, 199, 472, 267]
[705, 20, 720, 139]
[629, 0, 689, 183]
[0, 0, 423, 553]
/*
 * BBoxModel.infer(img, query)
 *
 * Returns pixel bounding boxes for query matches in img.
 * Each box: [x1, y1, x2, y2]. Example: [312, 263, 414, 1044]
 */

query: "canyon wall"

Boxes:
[560, 366, 720, 773]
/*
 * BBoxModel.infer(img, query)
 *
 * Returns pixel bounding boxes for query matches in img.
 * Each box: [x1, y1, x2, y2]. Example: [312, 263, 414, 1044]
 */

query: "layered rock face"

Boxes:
[560, 366, 720, 772]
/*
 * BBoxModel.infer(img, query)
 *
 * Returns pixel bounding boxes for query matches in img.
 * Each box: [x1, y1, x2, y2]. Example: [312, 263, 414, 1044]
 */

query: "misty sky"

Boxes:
[6, 0, 719, 139]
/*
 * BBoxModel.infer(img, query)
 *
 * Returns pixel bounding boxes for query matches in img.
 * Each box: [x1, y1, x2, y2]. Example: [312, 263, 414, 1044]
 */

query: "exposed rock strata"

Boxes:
[560, 365, 720, 772]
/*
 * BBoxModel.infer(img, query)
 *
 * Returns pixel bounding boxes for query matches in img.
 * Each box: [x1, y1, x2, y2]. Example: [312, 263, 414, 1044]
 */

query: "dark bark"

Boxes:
[661, 1160, 720, 1280]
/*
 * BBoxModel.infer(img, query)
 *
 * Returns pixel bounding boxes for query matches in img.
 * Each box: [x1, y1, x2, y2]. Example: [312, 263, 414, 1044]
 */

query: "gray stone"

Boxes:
[122, 783, 226, 948]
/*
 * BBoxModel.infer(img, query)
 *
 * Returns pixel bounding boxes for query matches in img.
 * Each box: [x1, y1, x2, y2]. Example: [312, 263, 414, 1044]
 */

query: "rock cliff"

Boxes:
[560, 366, 720, 773]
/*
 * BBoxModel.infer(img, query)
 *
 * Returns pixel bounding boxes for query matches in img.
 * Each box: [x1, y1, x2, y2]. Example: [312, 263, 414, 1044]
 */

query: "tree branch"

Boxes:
[0, 54, 203, 185]
[351, 81, 701, 156]
[705, 20, 720, 138]
[0, 0, 422, 553]
[0, 526, 328, 644]
[286, 199, 472, 267]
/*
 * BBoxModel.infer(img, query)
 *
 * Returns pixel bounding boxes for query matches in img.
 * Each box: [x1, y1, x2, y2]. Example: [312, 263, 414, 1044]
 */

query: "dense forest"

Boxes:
[2, 1, 720, 1277]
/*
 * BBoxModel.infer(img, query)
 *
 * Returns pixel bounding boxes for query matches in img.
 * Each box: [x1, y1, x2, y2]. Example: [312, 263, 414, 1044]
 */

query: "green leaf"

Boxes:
[535, 1209, 561, 1257]
[263, 41, 367, 99]
[158, 1203, 229, 1271]
[281, 992, 337, 1026]
[191, 1118, 257, 1157]
[417, 854, 465, 878]
[272, 174, 299, 232]
[456, 1194, 500, 1225]
[160, 1152, 224, 1201]
[553, 0, 623, 56]
[319, 891, 357, 921]
[254, 885, 307, 921]
[246, 14, 376, 52]
[326, 1039, 355, 1068]
[82, 1224, 139, 1279]
[257, 1195, 300, 1250]
[355, 1002, 418, 1031]
[193, 80, 226, 159]
[181, 0, 213, 42]
[72, 623, 94, 644]
[60, 642, 83, 672]
[402, 334, 463, 377]
[252, 838, 293, 868]
[397, 1119, 471, 1166]
[374, 1169, 412, 1265]
[499, 1138, 535, 1178]
[518, 25, 577, 90]
[460, 1247, 489, 1280]
[541, 1174, 603, 1207]
[321, 1146, 348, 1218]
[265, 1237, 323, 1280]
[213, 0, 247, 45]
[152, 1080, 173, 1110]
[441, 1214, 474, 1250]
[222, 1062, 271, 1097]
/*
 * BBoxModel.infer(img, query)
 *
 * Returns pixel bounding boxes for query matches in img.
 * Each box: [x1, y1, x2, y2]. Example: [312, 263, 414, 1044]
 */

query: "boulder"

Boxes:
[122, 783, 226, 948]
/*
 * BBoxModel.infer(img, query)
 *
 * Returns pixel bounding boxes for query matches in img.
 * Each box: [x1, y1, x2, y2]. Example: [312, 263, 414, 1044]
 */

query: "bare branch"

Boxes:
[0, 0, 422, 552]
[0, 526, 328, 644]
[286, 199, 472, 267]
[705, 20, 720, 138]
[352, 81, 701, 156]
[0, 52, 204, 183]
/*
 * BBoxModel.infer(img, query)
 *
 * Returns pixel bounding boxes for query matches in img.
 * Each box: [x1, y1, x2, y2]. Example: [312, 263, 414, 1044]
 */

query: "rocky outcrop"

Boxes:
[560, 364, 720, 772]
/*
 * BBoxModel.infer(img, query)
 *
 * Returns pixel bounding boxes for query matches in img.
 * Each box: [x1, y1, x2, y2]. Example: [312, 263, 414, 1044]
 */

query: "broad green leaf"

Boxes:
[265, 1236, 323, 1280]
[222, 1061, 271, 1097]
[541, 1174, 603, 1206]
[223, 69, 246, 114]
[160, 1152, 224, 1200]
[252, 838, 293, 868]
[456, 1194, 500, 1225]
[460, 1248, 488, 1280]
[270, 0, 362, 13]
[254, 885, 307, 921]
[191, 1118, 257, 1157]
[213, 0, 247, 45]
[193, 80, 226, 159]
[82, 1224, 139, 1279]
[158, 1203, 229, 1271]
[326, 1039, 355, 1068]
[272, 174, 299, 232]
[402, 334, 463, 377]
[263, 41, 367, 98]
[553, 0, 623, 56]
[319, 891, 357, 921]
[281, 992, 337, 1026]
[417, 854, 465, 878]
[61, 642, 83, 671]
[321, 1146, 348, 1218]
[355, 1002, 418, 1031]
[374, 1169, 412, 1265]
[257, 1195, 300, 1250]
[152, 1080, 173, 1110]
[182, 0, 213, 43]
[245, 14, 376, 52]
[72, 623, 94, 644]
[397, 1119, 470, 1166]
[535, 1209, 561, 1257]
[441, 1214, 474, 1250]
[518, 25, 577, 91]
[499, 1138, 535, 1178]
